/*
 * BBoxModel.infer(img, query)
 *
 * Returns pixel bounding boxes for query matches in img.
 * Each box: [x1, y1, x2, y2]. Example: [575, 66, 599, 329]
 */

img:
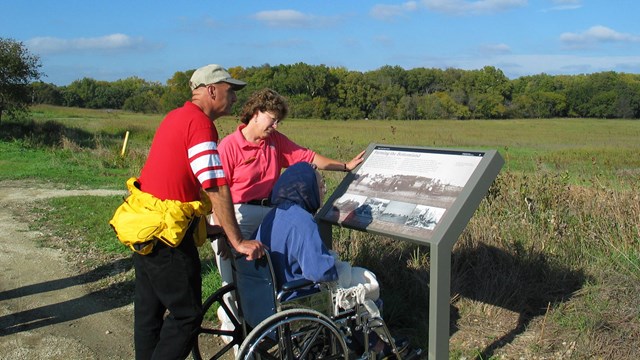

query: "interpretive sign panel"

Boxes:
[317, 143, 504, 246]
[317, 143, 503, 360]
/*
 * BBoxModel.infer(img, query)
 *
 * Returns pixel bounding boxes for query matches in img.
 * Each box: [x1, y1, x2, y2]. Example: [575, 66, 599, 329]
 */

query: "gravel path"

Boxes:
[0, 183, 134, 359]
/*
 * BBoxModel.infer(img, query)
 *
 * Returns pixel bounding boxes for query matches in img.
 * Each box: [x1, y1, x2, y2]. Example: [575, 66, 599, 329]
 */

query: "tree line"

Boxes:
[31, 64, 640, 120]
[4, 37, 640, 120]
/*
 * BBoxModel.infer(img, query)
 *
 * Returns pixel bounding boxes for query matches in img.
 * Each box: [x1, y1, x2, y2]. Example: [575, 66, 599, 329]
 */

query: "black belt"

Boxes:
[245, 198, 272, 207]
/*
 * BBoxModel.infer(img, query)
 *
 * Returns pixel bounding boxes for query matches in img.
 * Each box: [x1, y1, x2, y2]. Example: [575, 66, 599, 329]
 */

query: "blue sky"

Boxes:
[3, 0, 639, 85]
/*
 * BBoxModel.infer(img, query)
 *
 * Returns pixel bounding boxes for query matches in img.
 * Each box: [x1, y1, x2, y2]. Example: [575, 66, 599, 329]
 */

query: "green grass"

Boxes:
[0, 141, 133, 188]
[33, 195, 129, 255]
[6, 106, 640, 188]
[2, 105, 639, 359]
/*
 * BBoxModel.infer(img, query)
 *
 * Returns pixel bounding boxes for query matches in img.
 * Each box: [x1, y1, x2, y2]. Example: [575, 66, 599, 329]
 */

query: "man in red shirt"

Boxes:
[134, 64, 265, 360]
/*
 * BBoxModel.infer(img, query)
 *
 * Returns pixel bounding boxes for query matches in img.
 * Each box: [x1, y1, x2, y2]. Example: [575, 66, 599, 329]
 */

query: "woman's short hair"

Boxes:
[239, 88, 289, 124]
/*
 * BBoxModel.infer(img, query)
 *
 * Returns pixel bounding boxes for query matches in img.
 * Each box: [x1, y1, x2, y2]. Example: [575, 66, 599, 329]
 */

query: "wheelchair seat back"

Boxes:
[233, 253, 279, 329]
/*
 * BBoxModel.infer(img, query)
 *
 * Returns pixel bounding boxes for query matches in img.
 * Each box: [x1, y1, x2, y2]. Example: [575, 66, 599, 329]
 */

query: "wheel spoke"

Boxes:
[238, 309, 348, 360]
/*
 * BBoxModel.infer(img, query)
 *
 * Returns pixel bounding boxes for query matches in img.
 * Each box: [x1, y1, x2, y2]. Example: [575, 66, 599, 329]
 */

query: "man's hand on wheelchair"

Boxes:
[207, 223, 267, 260]
[236, 240, 267, 261]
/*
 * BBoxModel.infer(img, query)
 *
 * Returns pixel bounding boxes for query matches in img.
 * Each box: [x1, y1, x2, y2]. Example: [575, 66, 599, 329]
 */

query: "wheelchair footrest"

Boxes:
[402, 347, 423, 360]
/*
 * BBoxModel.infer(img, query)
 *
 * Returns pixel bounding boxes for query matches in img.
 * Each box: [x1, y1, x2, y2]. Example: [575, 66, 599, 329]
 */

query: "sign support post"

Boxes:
[429, 240, 452, 359]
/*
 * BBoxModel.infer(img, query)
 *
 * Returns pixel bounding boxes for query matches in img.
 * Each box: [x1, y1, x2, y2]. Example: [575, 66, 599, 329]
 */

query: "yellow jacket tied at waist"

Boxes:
[109, 177, 212, 255]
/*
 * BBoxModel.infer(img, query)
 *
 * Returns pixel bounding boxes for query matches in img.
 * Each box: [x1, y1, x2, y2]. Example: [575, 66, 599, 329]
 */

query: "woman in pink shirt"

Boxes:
[212, 88, 364, 339]
[218, 88, 365, 239]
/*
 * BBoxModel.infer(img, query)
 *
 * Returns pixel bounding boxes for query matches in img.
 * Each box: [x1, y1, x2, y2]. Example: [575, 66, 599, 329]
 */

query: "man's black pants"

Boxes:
[133, 236, 202, 360]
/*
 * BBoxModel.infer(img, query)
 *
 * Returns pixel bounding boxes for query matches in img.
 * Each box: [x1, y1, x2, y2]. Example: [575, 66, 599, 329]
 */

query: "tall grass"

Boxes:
[4, 105, 639, 359]
[329, 168, 639, 358]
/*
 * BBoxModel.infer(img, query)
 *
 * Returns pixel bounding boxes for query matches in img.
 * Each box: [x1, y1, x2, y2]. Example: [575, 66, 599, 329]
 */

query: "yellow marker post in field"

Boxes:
[120, 131, 130, 157]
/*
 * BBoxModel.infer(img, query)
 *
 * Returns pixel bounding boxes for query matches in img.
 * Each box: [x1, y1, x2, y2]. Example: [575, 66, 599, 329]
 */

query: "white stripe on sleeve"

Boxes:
[188, 141, 217, 158]
[198, 169, 226, 184]
[190, 153, 222, 174]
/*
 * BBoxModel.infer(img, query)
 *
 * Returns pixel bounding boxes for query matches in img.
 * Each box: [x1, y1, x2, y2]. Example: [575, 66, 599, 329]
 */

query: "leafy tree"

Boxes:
[364, 66, 407, 119]
[564, 74, 590, 117]
[370, 83, 405, 119]
[335, 70, 378, 119]
[63, 78, 96, 108]
[291, 63, 336, 98]
[564, 72, 623, 117]
[61, 87, 83, 108]
[328, 67, 365, 119]
[396, 94, 419, 120]
[328, 103, 363, 120]
[405, 67, 445, 95]
[367, 65, 407, 89]
[588, 90, 617, 118]
[512, 73, 559, 95]
[123, 91, 161, 113]
[240, 64, 276, 103]
[160, 70, 192, 113]
[288, 94, 331, 119]
[534, 91, 567, 118]
[613, 78, 640, 118]
[113, 77, 162, 99]
[470, 93, 508, 119]
[465, 66, 512, 118]
[419, 92, 470, 120]
[62, 78, 125, 109]
[31, 81, 63, 105]
[114, 77, 164, 113]
[0, 37, 42, 122]
[92, 83, 126, 109]
[509, 93, 535, 118]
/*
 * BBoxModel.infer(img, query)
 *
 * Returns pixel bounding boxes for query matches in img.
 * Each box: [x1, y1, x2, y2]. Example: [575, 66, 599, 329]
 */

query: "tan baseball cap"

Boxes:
[189, 64, 247, 91]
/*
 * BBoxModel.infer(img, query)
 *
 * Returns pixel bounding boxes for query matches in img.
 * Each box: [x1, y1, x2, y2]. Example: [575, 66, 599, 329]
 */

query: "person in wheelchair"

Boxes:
[253, 162, 414, 359]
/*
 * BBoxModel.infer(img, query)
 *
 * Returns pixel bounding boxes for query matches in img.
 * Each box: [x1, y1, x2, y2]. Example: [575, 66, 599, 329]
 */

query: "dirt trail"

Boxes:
[0, 182, 134, 360]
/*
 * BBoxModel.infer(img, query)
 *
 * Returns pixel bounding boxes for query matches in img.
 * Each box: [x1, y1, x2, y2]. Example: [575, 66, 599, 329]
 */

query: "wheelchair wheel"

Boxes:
[192, 283, 243, 360]
[237, 308, 349, 360]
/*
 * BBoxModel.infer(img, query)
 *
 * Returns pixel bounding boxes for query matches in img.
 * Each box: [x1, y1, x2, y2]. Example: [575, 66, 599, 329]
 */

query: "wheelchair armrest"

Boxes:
[281, 278, 315, 292]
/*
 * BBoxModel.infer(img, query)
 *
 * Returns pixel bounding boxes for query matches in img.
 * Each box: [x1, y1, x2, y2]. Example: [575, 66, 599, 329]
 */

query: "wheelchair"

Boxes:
[192, 250, 421, 360]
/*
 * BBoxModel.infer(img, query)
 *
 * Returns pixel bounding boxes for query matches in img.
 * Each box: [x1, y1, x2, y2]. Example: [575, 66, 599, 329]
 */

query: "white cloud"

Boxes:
[479, 43, 511, 54]
[252, 10, 338, 28]
[420, 0, 527, 15]
[370, 0, 525, 20]
[374, 35, 395, 47]
[552, 0, 581, 4]
[202, 16, 224, 29]
[259, 38, 308, 48]
[500, 54, 640, 77]
[370, 1, 418, 20]
[560, 25, 640, 48]
[26, 34, 146, 55]
[406, 53, 640, 78]
[542, 0, 582, 11]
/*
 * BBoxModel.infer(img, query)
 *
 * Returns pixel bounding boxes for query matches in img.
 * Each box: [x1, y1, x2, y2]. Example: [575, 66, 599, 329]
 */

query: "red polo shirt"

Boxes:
[139, 101, 226, 202]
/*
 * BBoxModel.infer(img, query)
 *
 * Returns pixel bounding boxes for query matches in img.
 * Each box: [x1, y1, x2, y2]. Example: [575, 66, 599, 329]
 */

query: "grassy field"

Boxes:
[1, 105, 638, 359]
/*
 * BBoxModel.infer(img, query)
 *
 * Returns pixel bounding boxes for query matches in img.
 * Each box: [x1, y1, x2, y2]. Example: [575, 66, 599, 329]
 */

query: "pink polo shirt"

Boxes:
[218, 124, 316, 203]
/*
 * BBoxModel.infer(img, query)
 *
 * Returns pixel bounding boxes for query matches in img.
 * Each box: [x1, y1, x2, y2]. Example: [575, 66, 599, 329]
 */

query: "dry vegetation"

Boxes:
[332, 169, 639, 359]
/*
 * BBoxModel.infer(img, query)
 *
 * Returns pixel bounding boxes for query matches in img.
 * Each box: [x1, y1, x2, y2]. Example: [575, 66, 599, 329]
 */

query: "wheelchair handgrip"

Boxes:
[281, 278, 315, 292]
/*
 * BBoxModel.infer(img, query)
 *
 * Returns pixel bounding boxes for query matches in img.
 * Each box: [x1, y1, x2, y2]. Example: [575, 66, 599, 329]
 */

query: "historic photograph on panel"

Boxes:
[320, 145, 484, 241]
